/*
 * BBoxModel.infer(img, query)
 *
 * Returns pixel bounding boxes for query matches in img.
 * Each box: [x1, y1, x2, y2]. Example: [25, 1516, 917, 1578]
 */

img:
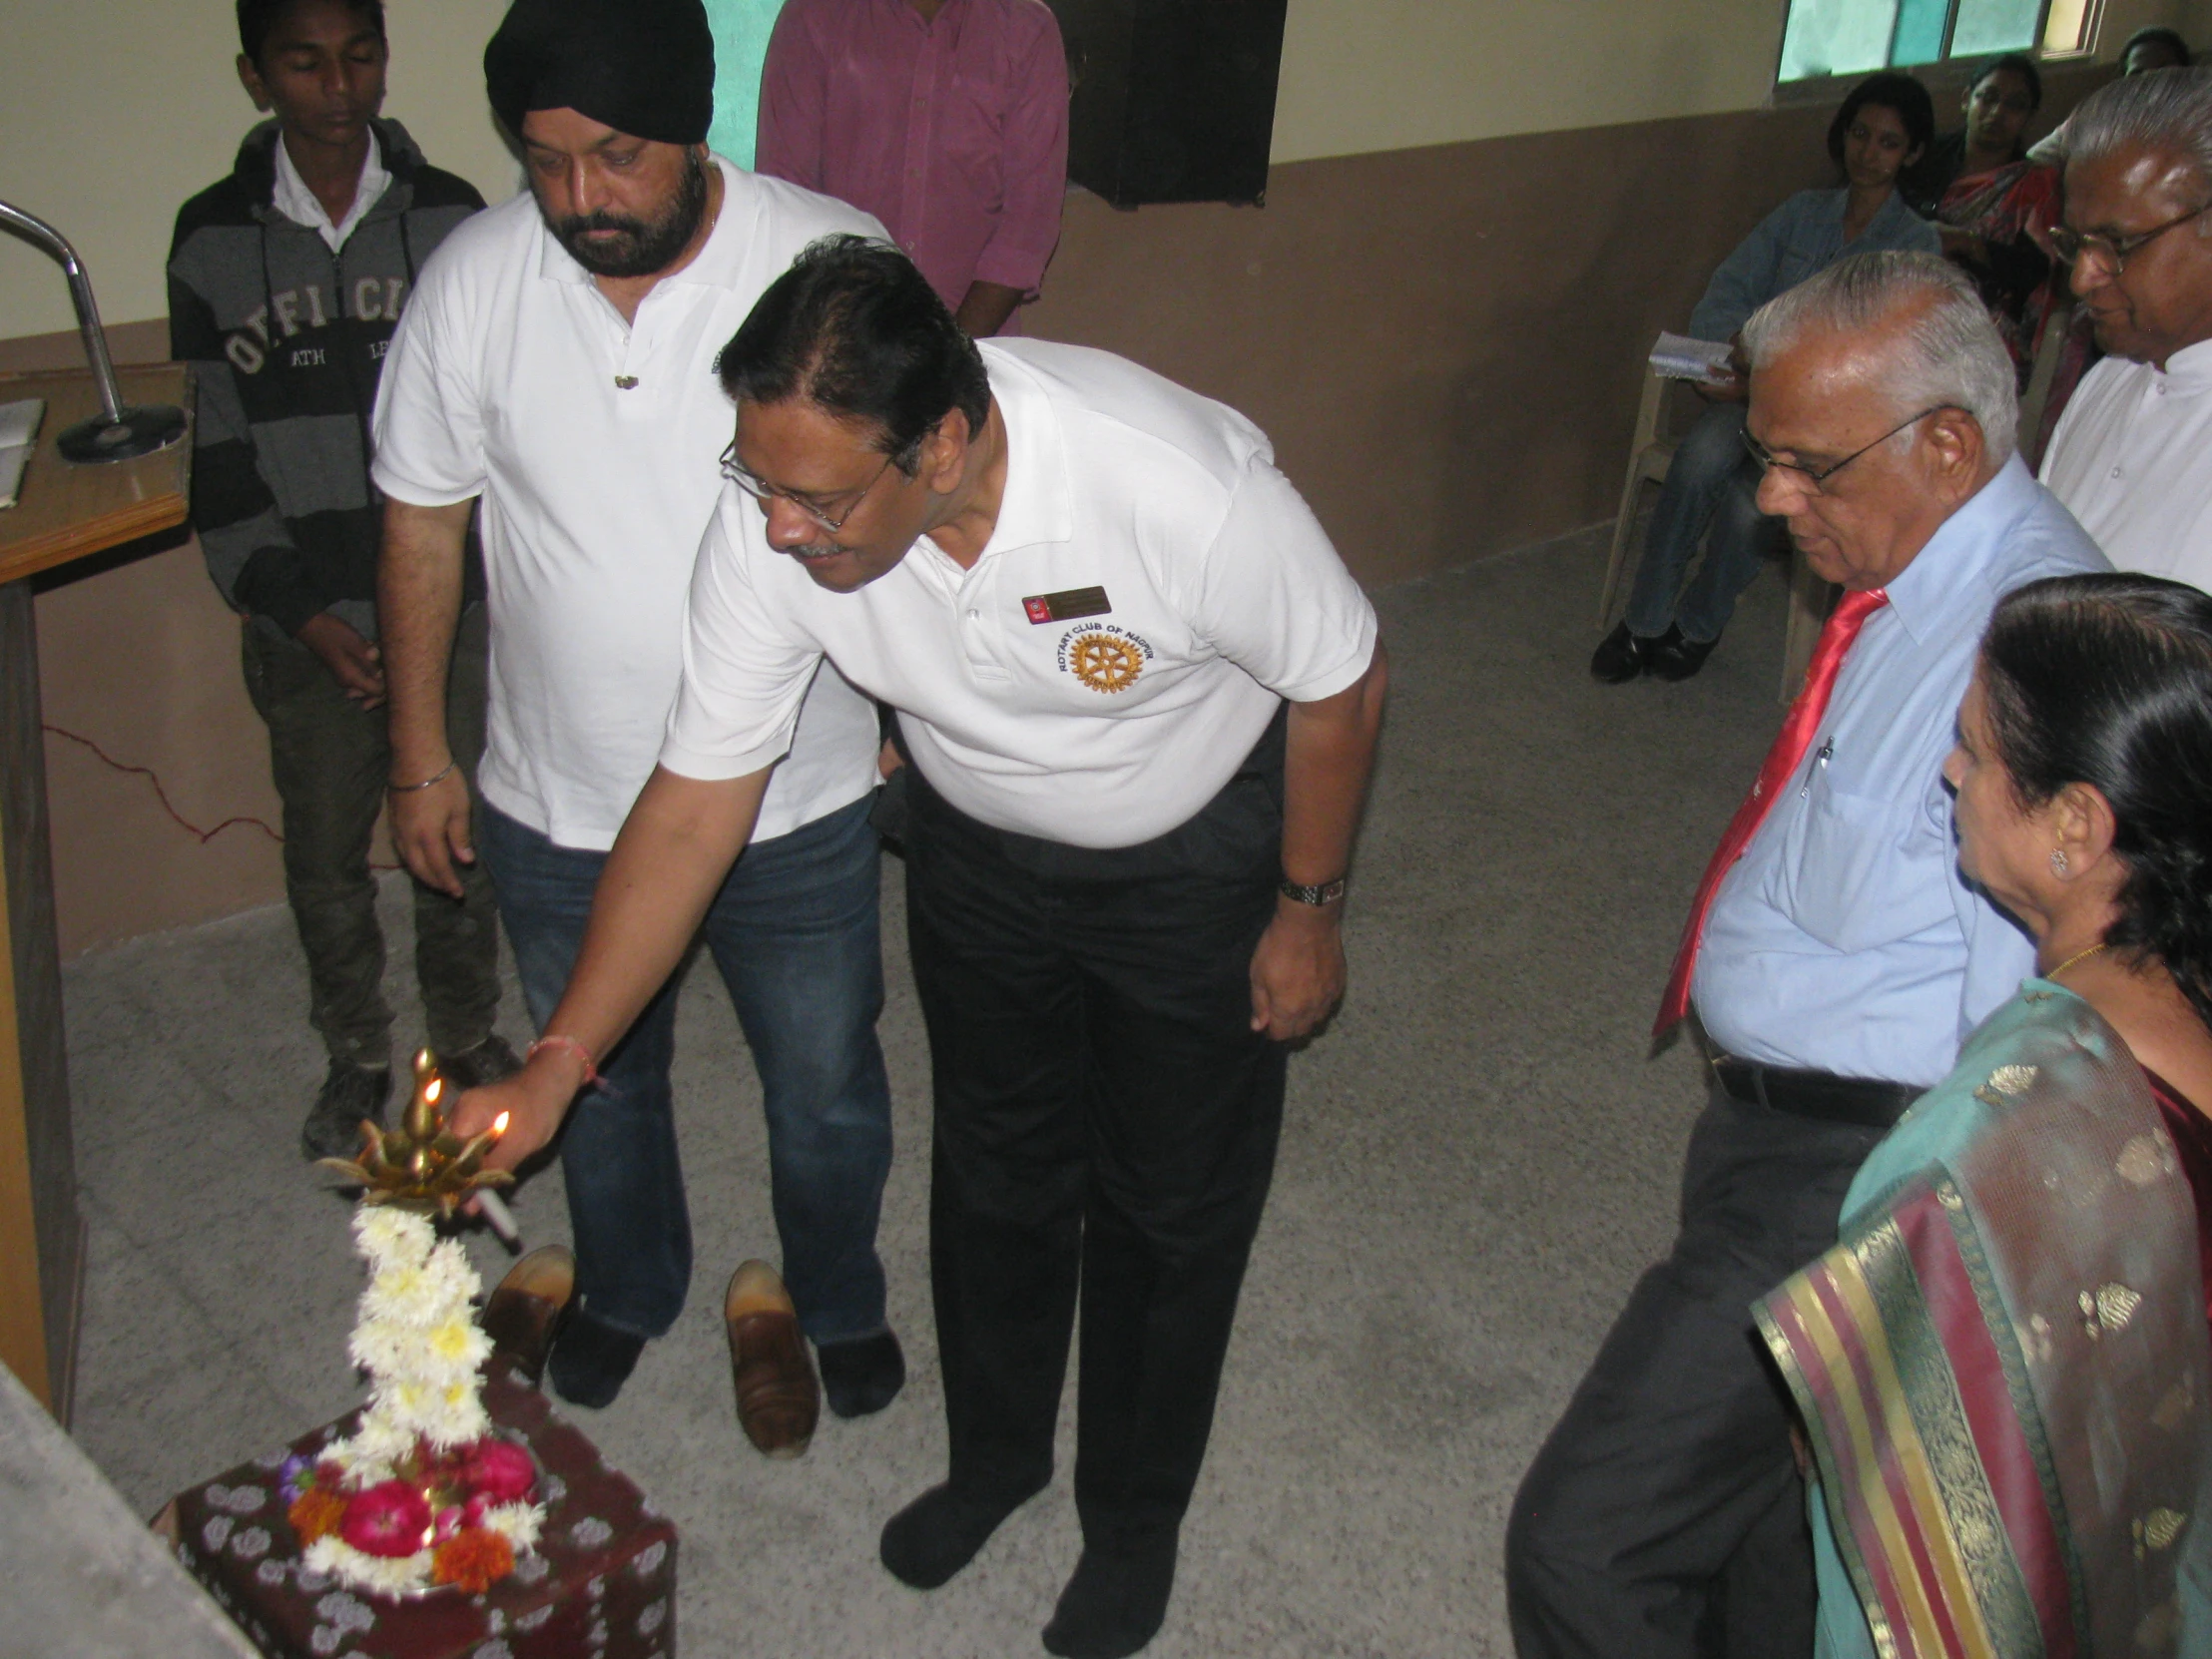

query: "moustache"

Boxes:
[554, 213, 649, 242]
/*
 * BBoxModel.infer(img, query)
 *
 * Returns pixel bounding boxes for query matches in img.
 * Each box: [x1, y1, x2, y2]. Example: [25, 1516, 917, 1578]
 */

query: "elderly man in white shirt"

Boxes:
[373, 0, 902, 1438]
[2041, 67, 2212, 589]
[454, 236, 1387, 1659]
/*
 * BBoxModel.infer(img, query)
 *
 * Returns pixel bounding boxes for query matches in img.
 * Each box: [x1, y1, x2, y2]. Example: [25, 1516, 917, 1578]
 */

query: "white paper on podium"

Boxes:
[0, 399, 46, 511]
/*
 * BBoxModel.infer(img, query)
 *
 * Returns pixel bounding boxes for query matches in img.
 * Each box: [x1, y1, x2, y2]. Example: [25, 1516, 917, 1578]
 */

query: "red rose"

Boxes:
[459, 1438, 536, 1505]
[337, 1480, 434, 1558]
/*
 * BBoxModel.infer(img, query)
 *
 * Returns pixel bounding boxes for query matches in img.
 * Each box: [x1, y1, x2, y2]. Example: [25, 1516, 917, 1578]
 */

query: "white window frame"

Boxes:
[1771, 0, 2105, 102]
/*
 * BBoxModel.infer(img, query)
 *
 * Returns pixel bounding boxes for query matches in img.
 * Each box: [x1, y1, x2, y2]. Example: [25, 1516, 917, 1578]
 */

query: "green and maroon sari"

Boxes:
[1758, 984, 2212, 1659]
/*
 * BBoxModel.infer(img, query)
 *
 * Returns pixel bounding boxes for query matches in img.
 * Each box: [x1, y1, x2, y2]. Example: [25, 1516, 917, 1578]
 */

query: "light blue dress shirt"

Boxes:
[1692, 457, 2109, 1088]
[1689, 189, 1940, 342]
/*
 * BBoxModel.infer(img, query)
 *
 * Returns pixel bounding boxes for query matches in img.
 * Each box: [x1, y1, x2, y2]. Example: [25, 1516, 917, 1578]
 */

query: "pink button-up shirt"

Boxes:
[757, 0, 1068, 315]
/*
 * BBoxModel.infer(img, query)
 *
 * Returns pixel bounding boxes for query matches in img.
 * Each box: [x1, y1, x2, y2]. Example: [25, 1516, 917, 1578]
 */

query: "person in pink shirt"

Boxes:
[756, 0, 1068, 336]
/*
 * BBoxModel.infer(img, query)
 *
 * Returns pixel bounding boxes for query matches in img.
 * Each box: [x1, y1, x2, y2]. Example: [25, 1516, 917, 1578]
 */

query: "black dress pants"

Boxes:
[901, 719, 1287, 1548]
[1506, 1079, 1886, 1659]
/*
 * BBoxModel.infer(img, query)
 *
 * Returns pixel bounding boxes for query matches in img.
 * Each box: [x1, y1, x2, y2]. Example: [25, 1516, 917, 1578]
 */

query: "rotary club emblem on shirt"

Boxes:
[1058, 624, 1154, 694]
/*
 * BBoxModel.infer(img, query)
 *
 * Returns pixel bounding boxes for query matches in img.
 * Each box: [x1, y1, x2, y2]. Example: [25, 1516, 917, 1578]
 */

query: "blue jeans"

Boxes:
[1623, 401, 1783, 646]
[480, 794, 893, 1346]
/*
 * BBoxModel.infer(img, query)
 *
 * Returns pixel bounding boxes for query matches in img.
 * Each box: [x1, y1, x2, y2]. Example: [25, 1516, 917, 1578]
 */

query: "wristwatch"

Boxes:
[1279, 875, 1348, 907]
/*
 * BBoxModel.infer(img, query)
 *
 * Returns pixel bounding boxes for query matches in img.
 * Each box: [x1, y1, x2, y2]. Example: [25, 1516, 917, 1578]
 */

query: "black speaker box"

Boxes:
[1045, 0, 1289, 209]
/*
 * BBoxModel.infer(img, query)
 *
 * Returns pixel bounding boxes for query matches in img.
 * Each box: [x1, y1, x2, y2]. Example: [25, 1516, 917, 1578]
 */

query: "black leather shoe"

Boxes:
[300, 1059, 392, 1161]
[818, 1330, 905, 1418]
[1589, 622, 1656, 684]
[1648, 626, 1719, 682]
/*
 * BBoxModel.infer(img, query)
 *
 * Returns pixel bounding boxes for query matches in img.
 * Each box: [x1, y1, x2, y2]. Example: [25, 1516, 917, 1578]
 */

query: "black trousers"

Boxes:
[1506, 1078, 1886, 1659]
[901, 719, 1288, 1548]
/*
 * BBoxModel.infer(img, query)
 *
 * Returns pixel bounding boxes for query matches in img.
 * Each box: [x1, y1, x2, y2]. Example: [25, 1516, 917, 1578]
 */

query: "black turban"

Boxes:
[485, 0, 716, 148]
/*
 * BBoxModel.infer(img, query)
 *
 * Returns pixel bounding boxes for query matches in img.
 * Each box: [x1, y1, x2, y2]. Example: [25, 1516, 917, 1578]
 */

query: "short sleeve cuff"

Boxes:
[369, 458, 484, 510]
[655, 732, 795, 785]
[971, 241, 1056, 294]
[1272, 609, 1381, 704]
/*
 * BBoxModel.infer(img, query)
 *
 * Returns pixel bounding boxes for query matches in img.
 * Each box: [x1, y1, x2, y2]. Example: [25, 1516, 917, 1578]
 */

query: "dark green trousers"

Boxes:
[241, 605, 500, 1068]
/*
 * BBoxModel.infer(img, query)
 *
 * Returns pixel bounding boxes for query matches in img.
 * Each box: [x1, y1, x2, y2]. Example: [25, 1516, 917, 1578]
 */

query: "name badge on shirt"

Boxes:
[1022, 586, 1111, 624]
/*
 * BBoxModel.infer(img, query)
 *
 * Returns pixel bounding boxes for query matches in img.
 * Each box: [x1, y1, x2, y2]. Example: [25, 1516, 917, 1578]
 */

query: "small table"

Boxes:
[168, 1364, 679, 1659]
[0, 361, 192, 1417]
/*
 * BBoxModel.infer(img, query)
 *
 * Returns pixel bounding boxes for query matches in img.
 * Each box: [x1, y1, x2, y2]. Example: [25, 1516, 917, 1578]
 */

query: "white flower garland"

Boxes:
[325, 1210, 493, 1482]
[304, 1208, 546, 1598]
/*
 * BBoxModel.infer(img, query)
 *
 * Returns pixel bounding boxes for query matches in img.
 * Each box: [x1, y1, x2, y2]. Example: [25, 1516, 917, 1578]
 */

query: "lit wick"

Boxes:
[313, 1048, 517, 1233]
[474, 1111, 521, 1248]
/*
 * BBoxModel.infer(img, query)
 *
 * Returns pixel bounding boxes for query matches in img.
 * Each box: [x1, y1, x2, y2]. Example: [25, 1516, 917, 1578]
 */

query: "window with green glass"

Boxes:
[702, 0, 791, 168]
[1776, 0, 2100, 83]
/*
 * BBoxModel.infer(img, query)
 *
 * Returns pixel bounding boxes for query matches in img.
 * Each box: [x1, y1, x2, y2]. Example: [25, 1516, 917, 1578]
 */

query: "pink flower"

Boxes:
[459, 1439, 536, 1505]
[338, 1480, 433, 1558]
[433, 1504, 466, 1543]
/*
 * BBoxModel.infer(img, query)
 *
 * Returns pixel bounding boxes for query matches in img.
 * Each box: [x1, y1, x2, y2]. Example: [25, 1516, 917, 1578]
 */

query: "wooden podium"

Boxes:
[0, 361, 191, 1419]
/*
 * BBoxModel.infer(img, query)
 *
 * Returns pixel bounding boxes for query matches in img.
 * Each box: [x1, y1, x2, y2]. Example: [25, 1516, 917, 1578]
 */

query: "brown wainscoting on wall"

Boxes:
[3, 320, 287, 954]
[2, 64, 2111, 950]
[1028, 63, 2106, 587]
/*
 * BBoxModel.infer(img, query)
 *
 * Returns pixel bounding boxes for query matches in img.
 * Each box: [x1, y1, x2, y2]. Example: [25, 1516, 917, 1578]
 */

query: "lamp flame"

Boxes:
[425, 1078, 442, 1104]
[492, 1111, 511, 1136]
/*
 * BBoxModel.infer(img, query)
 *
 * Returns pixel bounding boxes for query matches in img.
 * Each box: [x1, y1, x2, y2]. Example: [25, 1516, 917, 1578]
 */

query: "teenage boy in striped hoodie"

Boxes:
[169, 0, 519, 1158]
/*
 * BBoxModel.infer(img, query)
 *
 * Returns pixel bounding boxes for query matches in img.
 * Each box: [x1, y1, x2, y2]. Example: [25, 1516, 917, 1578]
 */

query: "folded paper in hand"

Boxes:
[1649, 333, 1734, 383]
[0, 399, 46, 512]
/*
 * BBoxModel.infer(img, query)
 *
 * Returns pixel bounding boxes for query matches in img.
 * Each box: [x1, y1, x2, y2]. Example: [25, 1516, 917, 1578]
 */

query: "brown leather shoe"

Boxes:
[724, 1260, 819, 1459]
[481, 1245, 575, 1383]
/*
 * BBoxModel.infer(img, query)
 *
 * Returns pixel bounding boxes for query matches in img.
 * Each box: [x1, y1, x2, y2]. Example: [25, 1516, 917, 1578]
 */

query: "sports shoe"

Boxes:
[300, 1058, 392, 1162]
[439, 1032, 523, 1090]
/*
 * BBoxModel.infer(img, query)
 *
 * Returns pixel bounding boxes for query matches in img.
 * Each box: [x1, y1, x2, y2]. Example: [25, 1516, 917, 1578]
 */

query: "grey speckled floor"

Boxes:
[62, 524, 1791, 1658]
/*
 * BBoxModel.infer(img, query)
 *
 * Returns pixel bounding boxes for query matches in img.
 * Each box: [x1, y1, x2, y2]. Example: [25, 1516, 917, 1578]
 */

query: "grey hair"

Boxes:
[1741, 251, 2018, 467]
[2067, 65, 2212, 193]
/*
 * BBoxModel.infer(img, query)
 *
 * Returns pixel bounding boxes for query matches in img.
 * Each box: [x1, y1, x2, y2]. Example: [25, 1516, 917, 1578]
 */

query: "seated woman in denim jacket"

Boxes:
[1594, 73, 1939, 685]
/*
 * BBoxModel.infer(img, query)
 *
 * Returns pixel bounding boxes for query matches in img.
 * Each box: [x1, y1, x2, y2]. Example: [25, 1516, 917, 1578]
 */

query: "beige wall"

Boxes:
[9, 0, 2212, 333]
[1272, 0, 2212, 164]
[0, 0, 520, 340]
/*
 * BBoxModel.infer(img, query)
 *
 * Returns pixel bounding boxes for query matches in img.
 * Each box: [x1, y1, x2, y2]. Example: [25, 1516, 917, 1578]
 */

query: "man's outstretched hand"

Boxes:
[449, 1046, 591, 1175]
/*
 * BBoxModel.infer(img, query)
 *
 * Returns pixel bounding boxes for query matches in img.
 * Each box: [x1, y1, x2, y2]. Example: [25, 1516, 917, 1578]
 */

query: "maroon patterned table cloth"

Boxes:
[168, 1363, 677, 1658]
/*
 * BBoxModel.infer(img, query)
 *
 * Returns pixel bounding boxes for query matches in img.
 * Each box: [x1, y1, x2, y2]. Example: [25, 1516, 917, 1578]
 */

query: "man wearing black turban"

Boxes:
[375, 0, 903, 1451]
[485, 0, 715, 151]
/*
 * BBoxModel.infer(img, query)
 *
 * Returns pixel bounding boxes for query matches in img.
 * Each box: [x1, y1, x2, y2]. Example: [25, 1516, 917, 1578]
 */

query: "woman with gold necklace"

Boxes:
[1761, 572, 2212, 1659]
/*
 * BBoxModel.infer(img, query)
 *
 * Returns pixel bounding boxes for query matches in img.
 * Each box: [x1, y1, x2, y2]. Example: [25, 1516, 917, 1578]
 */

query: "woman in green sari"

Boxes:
[1761, 572, 2212, 1658]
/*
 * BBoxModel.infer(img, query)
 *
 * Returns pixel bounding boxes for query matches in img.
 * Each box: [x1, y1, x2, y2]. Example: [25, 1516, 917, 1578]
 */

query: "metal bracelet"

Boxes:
[1280, 875, 1348, 907]
[387, 760, 457, 794]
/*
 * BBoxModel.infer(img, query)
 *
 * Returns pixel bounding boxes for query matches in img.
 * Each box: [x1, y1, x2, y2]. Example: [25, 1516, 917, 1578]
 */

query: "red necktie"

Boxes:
[1653, 586, 1891, 1037]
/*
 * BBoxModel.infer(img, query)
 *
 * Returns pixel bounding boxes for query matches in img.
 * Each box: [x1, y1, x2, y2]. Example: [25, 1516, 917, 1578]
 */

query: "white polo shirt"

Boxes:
[370, 156, 883, 849]
[2041, 338, 2212, 593]
[662, 339, 1379, 848]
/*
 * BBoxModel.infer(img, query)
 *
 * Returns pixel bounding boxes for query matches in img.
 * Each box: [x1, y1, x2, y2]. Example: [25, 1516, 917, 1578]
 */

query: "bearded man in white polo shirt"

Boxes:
[455, 237, 1388, 1658]
[371, 0, 901, 1431]
[2041, 67, 2212, 589]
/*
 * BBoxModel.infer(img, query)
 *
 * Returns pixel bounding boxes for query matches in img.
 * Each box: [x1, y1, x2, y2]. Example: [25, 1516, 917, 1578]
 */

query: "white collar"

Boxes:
[273, 129, 387, 254]
[2157, 336, 2212, 387]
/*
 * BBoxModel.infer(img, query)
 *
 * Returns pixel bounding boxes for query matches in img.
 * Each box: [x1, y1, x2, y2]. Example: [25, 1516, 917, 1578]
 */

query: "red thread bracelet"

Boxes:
[527, 1033, 601, 1085]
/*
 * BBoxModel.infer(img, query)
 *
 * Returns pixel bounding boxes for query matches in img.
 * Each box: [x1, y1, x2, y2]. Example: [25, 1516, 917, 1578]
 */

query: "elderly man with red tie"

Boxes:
[1506, 252, 2108, 1659]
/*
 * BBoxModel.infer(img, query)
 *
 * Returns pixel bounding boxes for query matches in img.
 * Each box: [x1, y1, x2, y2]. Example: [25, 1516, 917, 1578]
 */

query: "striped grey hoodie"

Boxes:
[167, 118, 485, 642]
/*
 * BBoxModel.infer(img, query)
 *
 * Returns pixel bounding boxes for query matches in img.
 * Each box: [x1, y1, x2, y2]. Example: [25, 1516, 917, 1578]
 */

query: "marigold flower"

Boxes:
[287, 1487, 348, 1545]
[431, 1526, 514, 1594]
